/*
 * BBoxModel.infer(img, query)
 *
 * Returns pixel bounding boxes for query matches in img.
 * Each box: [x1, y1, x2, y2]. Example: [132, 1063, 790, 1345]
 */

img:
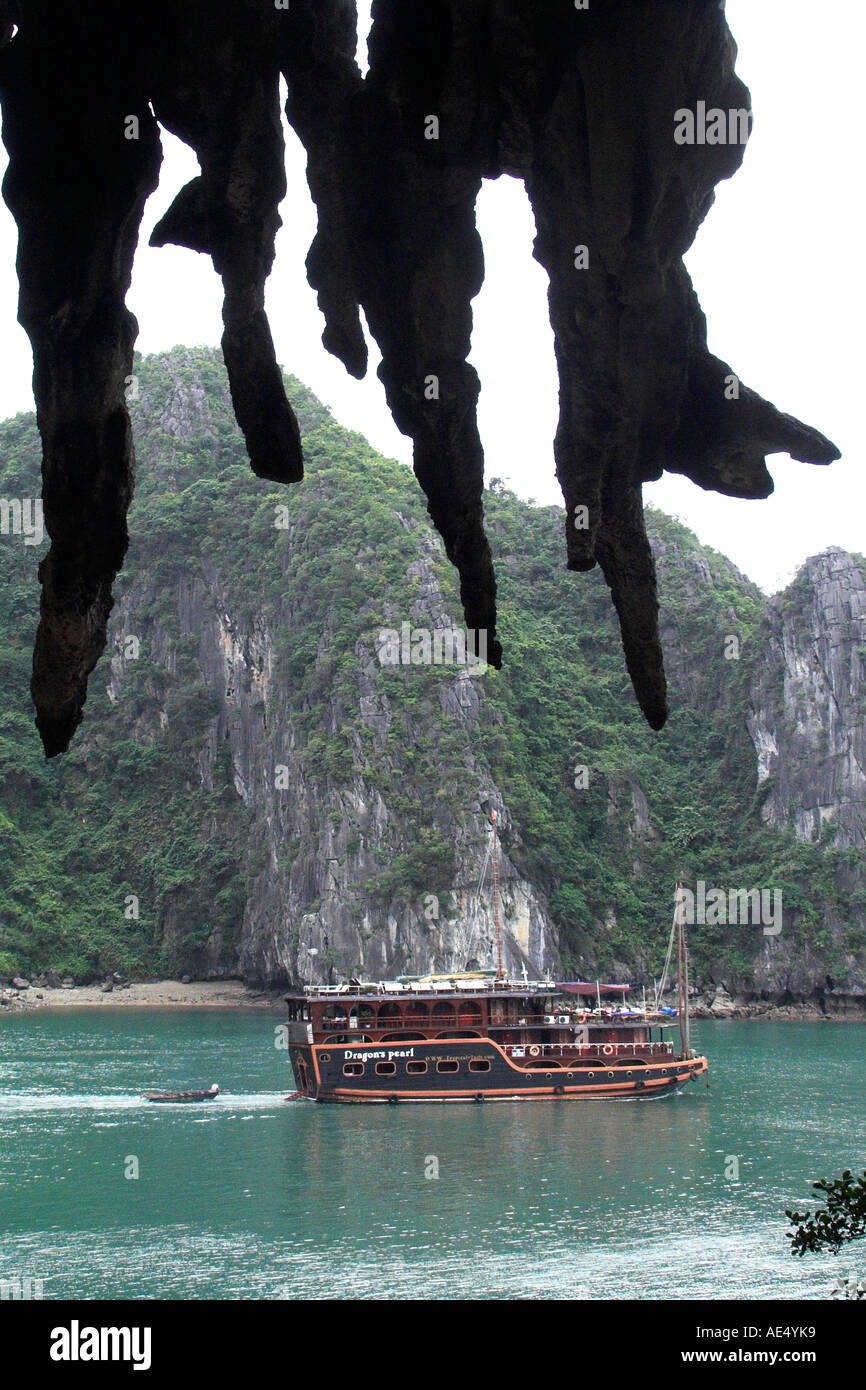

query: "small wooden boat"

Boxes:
[143, 1084, 220, 1104]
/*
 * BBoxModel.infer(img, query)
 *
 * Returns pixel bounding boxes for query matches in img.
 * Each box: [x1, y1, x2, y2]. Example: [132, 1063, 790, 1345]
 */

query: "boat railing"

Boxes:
[303, 980, 560, 997]
[318, 1012, 491, 1030]
[314, 1011, 659, 1028]
[316, 1013, 584, 1030]
[495, 1014, 652, 1027]
[504, 1041, 674, 1060]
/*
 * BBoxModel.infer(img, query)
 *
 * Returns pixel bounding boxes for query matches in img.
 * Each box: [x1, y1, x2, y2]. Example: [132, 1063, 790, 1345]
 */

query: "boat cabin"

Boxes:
[285, 977, 676, 1063]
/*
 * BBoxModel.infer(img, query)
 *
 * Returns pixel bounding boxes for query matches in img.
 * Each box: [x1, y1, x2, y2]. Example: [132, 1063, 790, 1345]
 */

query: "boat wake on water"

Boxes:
[0, 1091, 290, 1117]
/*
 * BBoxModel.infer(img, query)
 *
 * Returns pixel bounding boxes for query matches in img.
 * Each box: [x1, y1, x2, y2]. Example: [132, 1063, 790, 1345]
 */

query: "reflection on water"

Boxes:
[0, 1012, 863, 1299]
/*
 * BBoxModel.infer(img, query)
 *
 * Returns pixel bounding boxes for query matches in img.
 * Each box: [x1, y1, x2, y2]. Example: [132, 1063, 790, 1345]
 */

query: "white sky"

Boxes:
[0, 0, 861, 594]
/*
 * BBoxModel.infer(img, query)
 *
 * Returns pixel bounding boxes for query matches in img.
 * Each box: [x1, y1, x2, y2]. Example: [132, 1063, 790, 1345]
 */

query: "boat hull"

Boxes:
[289, 1038, 708, 1104]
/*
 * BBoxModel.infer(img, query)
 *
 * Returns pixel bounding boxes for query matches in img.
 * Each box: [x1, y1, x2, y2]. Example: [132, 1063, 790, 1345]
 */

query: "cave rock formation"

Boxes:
[0, 0, 839, 754]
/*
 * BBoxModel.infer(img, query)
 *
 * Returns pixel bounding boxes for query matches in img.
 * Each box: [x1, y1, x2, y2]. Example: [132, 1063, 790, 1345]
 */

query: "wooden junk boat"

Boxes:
[285, 818, 708, 1105]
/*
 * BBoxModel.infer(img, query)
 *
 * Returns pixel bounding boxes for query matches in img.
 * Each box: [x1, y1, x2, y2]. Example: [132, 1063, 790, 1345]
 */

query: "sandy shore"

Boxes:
[0, 979, 285, 1011]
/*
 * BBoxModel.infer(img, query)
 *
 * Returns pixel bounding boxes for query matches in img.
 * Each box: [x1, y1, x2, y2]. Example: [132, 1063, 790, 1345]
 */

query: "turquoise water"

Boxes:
[0, 1011, 863, 1300]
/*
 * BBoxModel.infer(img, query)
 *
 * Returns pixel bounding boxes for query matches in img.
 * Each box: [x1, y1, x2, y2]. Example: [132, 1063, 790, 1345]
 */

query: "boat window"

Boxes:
[379, 1032, 427, 1042]
[436, 1061, 459, 1073]
[343, 1063, 364, 1077]
[468, 1059, 491, 1073]
[375, 1062, 397, 1075]
[406, 1061, 428, 1074]
[435, 1030, 481, 1039]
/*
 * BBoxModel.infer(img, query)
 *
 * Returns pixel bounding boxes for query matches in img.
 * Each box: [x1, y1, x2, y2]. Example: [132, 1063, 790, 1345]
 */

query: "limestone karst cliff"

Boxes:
[0, 350, 862, 1009]
[742, 550, 866, 1005]
[748, 550, 866, 850]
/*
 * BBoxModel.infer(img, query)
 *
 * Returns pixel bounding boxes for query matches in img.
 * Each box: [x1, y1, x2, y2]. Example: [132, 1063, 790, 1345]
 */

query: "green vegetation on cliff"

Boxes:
[0, 347, 862, 986]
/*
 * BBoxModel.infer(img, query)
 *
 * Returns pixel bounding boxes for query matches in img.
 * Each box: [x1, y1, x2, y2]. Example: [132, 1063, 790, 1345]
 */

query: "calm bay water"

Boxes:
[0, 1010, 863, 1300]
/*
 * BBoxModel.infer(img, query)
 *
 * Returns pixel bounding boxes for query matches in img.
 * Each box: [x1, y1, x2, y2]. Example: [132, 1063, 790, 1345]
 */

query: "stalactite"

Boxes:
[0, 0, 839, 754]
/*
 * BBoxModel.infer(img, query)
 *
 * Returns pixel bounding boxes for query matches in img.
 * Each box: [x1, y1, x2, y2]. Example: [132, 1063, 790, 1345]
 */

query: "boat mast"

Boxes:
[682, 902, 692, 1057]
[491, 811, 505, 982]
[675, 880, 691, 1058]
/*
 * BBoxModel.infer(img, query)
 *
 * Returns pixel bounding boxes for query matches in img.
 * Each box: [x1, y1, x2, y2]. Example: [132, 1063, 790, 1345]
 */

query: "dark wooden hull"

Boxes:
[289, 1038, 708, 1103]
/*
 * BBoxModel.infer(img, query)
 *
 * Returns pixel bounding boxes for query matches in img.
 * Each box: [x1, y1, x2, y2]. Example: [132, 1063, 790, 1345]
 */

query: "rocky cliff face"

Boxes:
[1, 348, 862, 1005]
[651, 528, 763, 712]
[180, 563, 555, 987]
[741, 548, 866, 1011]
[748, 549, 866, 849]
[99, 352, 557, 986]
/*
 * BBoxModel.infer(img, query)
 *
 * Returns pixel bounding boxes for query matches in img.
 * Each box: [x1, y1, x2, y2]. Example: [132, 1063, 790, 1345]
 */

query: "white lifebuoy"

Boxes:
[529, 1045, 540, 1057]
[602, 1044, 614, 1056]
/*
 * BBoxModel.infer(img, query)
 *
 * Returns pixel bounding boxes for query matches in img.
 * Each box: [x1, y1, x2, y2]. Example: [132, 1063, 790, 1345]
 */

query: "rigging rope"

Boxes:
[654, 892, 679, 1010]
